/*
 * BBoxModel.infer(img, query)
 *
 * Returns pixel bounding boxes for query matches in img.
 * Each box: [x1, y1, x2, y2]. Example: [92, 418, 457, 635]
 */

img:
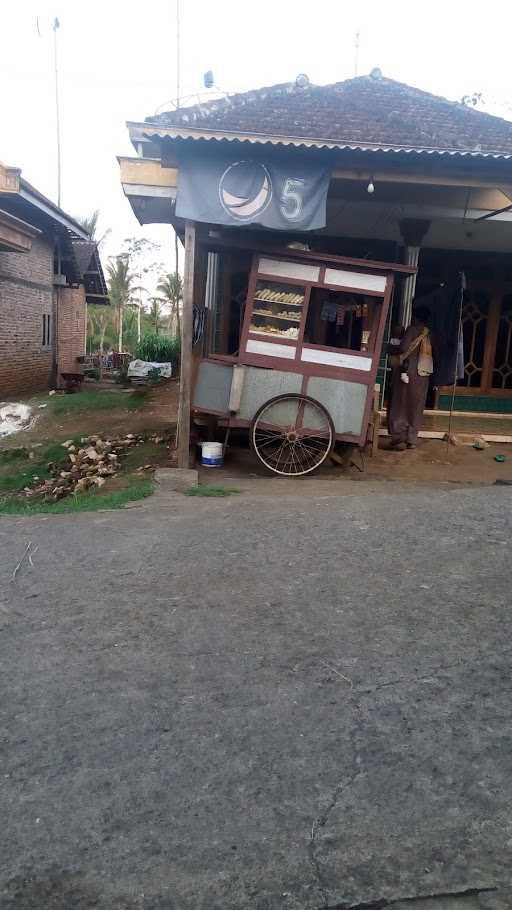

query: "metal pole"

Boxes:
[446, 275, 465, 448]
[53, 17, 62, 207]
[354, 30, 360, 76]
[176, 0, 181, 108]
[399, 246, 420, 327]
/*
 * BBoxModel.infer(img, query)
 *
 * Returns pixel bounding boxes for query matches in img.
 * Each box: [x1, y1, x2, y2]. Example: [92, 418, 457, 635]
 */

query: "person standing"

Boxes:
[387, 306, 434, 450]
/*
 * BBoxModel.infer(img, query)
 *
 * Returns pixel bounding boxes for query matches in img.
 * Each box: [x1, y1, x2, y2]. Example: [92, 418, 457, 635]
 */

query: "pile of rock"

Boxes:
[24, 433, 151, 503]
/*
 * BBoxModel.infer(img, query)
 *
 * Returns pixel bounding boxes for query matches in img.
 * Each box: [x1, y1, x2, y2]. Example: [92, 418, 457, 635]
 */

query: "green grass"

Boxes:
[0, 463, 50, 493]
[0, 476, 153, 515]
[0, 447, 29, 464]
[0, 439, 81, 494]
[39, 438, 83, 462]
[121, 441, 163, 470]
[47, 389, 147, 416]
[185, 484, 241, 497]
[0, 432, 155, 515]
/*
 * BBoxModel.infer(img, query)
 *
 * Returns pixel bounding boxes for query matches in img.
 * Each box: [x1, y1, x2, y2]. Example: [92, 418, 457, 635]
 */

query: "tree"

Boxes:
[147, 297, 166, 334]
[93, 308, 110, 355]
[87, 305, 117, 369]
[75, 209, 111, 247]
[157, 272, 183, 338]
[106, 255, 134, 352]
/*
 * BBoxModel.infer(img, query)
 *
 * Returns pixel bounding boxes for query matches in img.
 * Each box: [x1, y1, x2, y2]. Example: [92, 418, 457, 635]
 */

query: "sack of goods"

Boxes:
[127, 359, 173, 379]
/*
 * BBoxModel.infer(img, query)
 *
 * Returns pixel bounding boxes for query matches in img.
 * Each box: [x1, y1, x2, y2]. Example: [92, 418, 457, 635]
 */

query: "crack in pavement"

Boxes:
[309, 771, 364, 909]
[356, 644, 512, 697]
[306, 639, 505, 910]
[317, 884, 496, 909]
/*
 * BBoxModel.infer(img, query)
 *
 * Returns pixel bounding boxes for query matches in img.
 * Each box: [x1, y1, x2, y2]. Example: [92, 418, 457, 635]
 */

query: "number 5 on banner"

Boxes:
[280, 177, 305, 221]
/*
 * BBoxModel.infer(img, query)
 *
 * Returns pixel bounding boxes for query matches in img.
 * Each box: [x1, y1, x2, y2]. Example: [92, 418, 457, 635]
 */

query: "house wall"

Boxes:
[55, 286, 86, 380]
[0, 234, 55, 397]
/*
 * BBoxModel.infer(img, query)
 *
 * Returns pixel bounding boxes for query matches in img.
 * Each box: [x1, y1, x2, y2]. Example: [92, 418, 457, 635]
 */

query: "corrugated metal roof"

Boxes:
[134, 122, 512, 160]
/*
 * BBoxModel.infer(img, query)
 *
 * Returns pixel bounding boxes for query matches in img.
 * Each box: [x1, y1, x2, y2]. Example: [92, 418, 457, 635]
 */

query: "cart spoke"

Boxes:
[256, 432, 287, 450]
[295, 439, 321, 466]
[270, 437, 289, 469]
[296, 442, 323, 470]
[297, 438, 328, 457]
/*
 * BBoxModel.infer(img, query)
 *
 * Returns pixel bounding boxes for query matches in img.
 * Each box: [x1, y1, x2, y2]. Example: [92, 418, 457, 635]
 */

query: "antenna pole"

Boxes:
[354, 30, 360, 77]
[176, 0, 181, 108]
[53, 17, 62, 207]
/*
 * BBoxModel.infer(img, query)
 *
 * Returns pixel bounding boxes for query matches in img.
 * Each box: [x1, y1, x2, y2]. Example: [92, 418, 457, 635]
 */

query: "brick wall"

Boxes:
[56, 286, 86, 381]
[0, 235, 55, 397]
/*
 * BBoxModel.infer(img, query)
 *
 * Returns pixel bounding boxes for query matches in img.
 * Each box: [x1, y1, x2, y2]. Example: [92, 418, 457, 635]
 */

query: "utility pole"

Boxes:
[354, 30, 360, 77]
[176, 0, 181, 109]
[174, 0, 181, 282]
[53, 17, 62, 207]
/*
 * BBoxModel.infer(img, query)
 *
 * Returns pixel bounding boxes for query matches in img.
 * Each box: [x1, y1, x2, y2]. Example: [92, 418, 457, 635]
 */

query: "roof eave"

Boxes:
[127, 120, 512, 161]
[0, 208, 42, 238]
[18, 180, 90, 239]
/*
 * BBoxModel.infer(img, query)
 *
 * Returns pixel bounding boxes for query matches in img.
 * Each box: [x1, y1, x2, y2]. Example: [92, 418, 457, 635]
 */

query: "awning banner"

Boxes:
[176, 148, 330, 231]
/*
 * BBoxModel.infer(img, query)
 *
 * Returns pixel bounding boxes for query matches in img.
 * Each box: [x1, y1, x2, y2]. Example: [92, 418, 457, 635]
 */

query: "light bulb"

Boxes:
[367, 180, 375, 194]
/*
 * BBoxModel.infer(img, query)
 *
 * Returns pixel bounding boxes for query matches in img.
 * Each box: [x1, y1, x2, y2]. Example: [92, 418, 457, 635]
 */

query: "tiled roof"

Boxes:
[72, 239, 97, 275]
[72, 240, 109, 303]
[146, 74, 512, 157]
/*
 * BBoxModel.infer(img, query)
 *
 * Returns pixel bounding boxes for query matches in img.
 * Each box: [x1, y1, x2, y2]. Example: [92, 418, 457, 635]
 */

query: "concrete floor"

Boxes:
[1, 480, 511, 909]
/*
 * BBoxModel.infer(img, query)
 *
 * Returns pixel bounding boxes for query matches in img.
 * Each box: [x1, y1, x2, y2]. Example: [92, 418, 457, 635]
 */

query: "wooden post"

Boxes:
[371, 383, 381, 456]
[177, 221, 196, 468]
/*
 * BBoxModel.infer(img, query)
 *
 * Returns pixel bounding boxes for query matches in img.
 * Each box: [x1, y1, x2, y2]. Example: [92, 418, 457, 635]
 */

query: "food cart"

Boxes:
[192, 247, 413, 475]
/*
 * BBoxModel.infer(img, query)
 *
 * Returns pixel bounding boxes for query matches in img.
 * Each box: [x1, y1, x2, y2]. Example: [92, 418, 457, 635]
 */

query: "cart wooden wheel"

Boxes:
[250, 393, 334, 476]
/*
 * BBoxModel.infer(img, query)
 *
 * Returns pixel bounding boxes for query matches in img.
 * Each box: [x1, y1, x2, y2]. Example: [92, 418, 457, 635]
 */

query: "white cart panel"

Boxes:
[307, 376, 367, 436]
[237, 367, 303, 421]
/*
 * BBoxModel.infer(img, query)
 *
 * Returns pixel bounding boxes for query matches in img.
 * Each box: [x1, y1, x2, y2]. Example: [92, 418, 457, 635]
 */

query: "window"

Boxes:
[303, 289, 376, 353]
[42, 313, 51, 349]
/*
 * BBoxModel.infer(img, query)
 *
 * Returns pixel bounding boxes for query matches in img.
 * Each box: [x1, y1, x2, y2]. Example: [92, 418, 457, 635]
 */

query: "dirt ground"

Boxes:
[3, 382, 511, 490]
[200, 436, 512, 493]
[367, 437, 512, 485]
[0, 382, 179, 450]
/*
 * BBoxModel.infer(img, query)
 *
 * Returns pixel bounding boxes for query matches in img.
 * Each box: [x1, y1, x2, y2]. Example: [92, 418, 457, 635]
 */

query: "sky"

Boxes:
[1, 0, 512, 292]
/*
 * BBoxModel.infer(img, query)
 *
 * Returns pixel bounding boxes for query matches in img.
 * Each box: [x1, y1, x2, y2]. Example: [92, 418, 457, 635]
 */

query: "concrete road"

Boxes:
[1, 482, 511, 910]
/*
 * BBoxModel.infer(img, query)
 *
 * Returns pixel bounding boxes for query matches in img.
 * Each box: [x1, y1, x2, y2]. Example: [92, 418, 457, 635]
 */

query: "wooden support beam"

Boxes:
[371, 384, 381, 457]
[177, 221, 196, 468]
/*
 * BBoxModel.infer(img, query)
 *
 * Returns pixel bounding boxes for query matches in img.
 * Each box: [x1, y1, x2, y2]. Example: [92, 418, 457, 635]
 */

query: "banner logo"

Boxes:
[218, 161, 272, 221]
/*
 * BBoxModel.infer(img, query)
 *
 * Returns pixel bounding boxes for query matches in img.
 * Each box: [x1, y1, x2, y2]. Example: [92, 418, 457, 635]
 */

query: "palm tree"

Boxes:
[157, 272, 183, 338]
[147, 297, 166, 334]
[93, 309, 110, 356]
[75, 209, 111, 247]
[86, 307, 112, 377]
[106, 255, 134, 351]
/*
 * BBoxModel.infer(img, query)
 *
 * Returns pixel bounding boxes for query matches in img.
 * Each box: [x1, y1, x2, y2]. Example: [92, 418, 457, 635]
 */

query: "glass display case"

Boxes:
[249, 280, 305, 341]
